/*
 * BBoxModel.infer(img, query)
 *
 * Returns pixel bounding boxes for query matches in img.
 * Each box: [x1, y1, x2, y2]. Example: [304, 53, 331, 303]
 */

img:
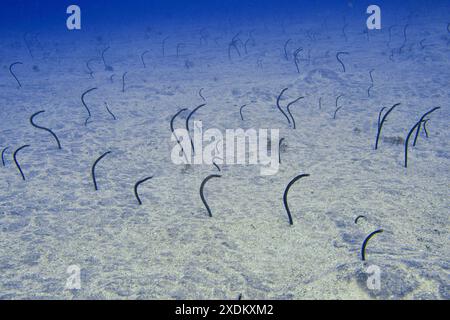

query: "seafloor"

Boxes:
[0, 7, 449, 299]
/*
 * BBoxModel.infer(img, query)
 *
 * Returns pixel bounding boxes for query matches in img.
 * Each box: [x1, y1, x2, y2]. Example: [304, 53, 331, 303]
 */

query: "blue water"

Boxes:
[1, 1, 448, 29]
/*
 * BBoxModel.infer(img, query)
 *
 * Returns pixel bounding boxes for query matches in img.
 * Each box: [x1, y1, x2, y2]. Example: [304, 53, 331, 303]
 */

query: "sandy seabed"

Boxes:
[0, 10, 449, 300]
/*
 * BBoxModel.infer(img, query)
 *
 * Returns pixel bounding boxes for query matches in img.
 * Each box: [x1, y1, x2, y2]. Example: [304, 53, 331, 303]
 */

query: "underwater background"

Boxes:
[0, 0, 449, 299]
